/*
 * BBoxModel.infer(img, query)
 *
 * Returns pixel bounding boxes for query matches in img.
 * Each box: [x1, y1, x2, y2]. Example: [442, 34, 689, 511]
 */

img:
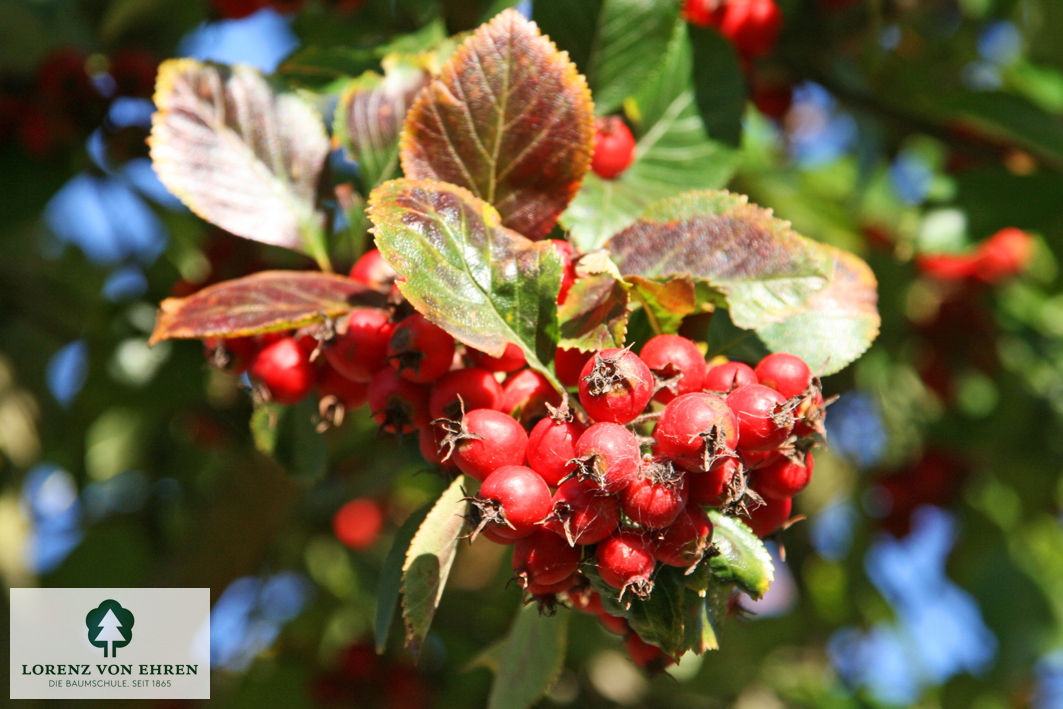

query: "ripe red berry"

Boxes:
[719, 0, 783, 57]
[703, 360, 758, 392]
[595, 529, 656, 599]
[548, 240, 578, 304]
[572, 422, 641, 494]
[476, 465, 553, 539]
[741, 493, 792, 537]
[726, 384, 794, 451]
[555, 347, 593, 388]
[653, 392, 738, 468]
[590, 116, 636, 179]
[525, 573, 578, 597]
[500, 368, 562, 422]
[249, 336, 315, 404]
[654, 504, 713, 568]
[367, 368, 429, 434]
[349, 248, 397, 291]
[621, 460, 689, 529]
[333, 498, 384, 550]
[388, 314, 455, 383]
[754, 451, 813, 499]
[974, 227, 1033, 283]
[566, 586, 606, 615]
[579, 349, 654, 424]
[466, 343, 526, 372]
[639, 334, 707, 403]
[683, 0, 722, 27]
[755, 352, 812, 399]
[439, 408, 529, 482]
[544, 479, 621, 546]
[204, 335, 259, 373]
[625, 634, 673, 671]
[317, 362, 369, 409]
[428, 367, 503, 420]
[527, 415, 586, 487]
[512, 530, 582, 586]
[325, 308, 395, 383]
[689, 456, 740, 506]
[417, 425, 453, 469]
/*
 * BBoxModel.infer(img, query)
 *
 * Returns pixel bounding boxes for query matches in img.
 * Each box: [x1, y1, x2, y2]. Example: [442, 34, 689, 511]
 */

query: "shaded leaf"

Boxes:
[561, 24, 738, 251]
[276, 45, 378, 91]
[623, 564, 690, 659]
[945, 91, 1063, 172]
[606, 190, 879, 375]
[687, 24, 746, 146]
[368, 179, 563, 386]
[401, 476, 470, 656]
[706, 510, 774, 599]
[376, 504, 432, 653]
[683, 595, 719, 655]
[487, 605, 569, 709]
[626, 276, 697, 335]
[149, 271, 381, 345]
[333, 56, 431, 190]
[400, 9, 594, 240]
[249, 398, 327, 481]
[149, 59, 330, 262]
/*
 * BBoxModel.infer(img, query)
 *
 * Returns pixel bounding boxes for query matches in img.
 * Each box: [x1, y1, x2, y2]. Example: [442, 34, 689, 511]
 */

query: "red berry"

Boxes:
[527, 415, 586, 487]
[595, 529, 656, 598]
[655, 504, 713, 568]
[555, 347, 592, 388]
[526, 573, 578, 596]
[210, 0, 267, 19]
[325, 308, 395, 383]
[653, 392, 738, 468]
[742, 493, 792, 537]
[579, 349, 654, 424]
[428, 367, 503, 420]
[440, 408, 528, 482]
[333, 498, 384, 550]
[590, 116, 636, 179]
[689, 456, 740, 506]
[639, 334, 707, 403]
[317, 362, 369, 409]
[683, 0, 723, 27]
[549, 239, 578, 303]
[726, 384, 794, 451]
[249, 336, 315, 404]
[349, 248, 397, 291]
[572, 422, 641, 495]
[719, 0, 783, 57]
[598, 612, 630, 635]
[367, 368, 429, 434]
[544, 479, 620, 546]
[625, 634, 673, 671]
[974, 227, 1033, 283]
[203, 335, 259, 373]
[755, 451, 813, 499]
[755, 352, 812, 399]
[566, 586, 606, 615]
[500, 369, 562, 422]
[512, 530, 582, 586]
[703, 360, 758, 392]
[621, 460, 689, 529]
[466, 343, 526, 372]
[476, 465, 553, 538]
[417, 425, 453, 469]
[388, 314, 455, 383]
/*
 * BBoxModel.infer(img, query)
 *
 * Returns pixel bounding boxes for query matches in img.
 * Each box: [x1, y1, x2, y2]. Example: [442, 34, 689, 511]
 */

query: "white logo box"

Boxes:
[10, 588, 210, 699]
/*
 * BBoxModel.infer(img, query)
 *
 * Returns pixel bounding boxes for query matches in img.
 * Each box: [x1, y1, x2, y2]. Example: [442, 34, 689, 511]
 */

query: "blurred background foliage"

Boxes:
[2, 0, 1063, 707]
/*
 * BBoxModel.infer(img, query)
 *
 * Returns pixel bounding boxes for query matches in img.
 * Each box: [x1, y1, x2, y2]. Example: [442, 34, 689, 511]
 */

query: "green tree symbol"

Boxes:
[85, 600, 134, 658]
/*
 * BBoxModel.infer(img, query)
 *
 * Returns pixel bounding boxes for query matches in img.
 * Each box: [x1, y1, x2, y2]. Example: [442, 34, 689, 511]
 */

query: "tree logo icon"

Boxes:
[85, 600, 134, 658]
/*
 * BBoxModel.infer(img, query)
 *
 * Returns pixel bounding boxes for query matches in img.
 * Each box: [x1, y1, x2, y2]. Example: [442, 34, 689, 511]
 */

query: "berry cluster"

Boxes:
[683, 0, 783, 58]
[204, 247, 827, 670]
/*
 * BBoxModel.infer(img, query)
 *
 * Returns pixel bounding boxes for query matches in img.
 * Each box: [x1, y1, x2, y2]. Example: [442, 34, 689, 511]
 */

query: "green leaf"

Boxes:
[401, 476, 470, 656]
[375, 504, 432, 653]
[944, 91, 1063, 172]
[149, 60, 331, 266]
[623, 565, 690, 659]
[249, 399, 327, 482]
[333, 56, 430, 191]
[486, 605, 569, 709]
[400, 9, 595, 240]
[683, 594, 719, 655]
[148, 271, 383, 345]
[560, 25, 739, 251]
[626, 276, 697, 335]
[535, 0, 679, 116]
[707, 510, 774, 600]
[276, 45, 378, 91]
[687, 24, 746, 146]
[369, 179, 564, 387]
[606, 190, 879, 375]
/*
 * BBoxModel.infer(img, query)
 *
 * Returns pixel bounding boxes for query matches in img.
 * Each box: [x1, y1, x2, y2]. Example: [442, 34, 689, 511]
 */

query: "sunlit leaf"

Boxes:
[707, 510, 774, 600]
[401, 476, 469, 656]
[487, 605, 568, 709]
[400, 9, 594, 240]
[626, 276, 697, 335]
[149, 59, 330, 263]
[558, 252, 629, 351]
[334, 56, 431, 190]
[369, 179, 563, 387]
[149, 271, 381, 345]
[606, 190, 879, 375]
[561, 24, 739, 251]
